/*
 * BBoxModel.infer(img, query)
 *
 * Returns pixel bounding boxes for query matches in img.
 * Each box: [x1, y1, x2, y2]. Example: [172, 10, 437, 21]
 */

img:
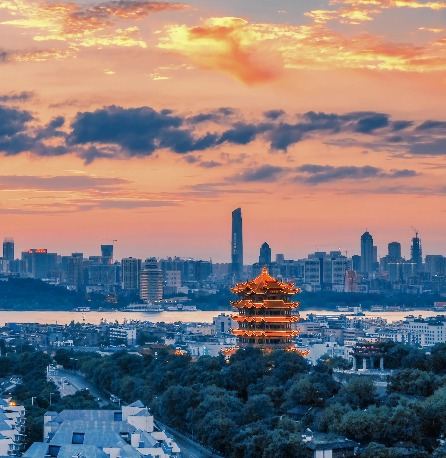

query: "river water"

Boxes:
[0, 309, 444, 326]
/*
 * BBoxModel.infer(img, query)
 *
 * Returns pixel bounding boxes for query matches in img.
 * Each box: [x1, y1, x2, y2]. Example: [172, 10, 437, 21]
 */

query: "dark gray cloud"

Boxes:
[353, 113, 389, 133]
[0, 104, 444, 163]
[0, 105, 33, 137]
[218, 123, 260, 145]
[296, 164, 417, 184]
[391, 120, 413, 131]
[0, 91, 34, 103]
[409, 138, 446, 156]
[264, 109, 285, 120]
[233, 165, 288, 182]
[416, 120, 446, 131]
[199, 160, 222, 168]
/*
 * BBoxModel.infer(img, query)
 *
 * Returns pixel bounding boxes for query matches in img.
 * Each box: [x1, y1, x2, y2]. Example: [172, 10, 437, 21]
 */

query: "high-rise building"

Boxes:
[425, 255, 446, 277]
[388, 242, 402, 261]
[121, 257, 141, 291]
[101, 244, 113, 265]
[62, 253, 84, 290]
[140, 258, 163, 301]
[259, 242, 271, 266]
[21, 249, 58, 279]
[231, 208, 243, 279]
[411, 231, 423, 272]
[3, 237, 14, 261]
[360, 231, 374, 276]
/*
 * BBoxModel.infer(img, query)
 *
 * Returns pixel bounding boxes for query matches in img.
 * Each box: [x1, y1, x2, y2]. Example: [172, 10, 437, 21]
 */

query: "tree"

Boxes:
[388, 369, 441, 397]
[335, 376, 376, 409]
[242, 394, 275, 424]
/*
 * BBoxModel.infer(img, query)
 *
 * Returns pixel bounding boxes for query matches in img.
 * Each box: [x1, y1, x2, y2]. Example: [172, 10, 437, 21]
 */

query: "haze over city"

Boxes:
[1, 0, 445, 262]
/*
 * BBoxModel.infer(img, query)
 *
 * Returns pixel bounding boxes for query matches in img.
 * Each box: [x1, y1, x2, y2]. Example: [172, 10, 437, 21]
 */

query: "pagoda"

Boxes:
[230, 267, 304, 352]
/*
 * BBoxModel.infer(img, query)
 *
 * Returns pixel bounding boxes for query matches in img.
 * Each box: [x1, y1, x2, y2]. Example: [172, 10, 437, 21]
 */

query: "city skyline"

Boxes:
[0, 1, 445, 262]
[0, 223, 442, 265]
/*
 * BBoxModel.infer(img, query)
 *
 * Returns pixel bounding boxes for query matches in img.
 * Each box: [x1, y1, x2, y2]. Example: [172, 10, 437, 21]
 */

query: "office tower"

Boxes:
[425, 255, 446, 277]
[121, 257, 141, 291]
[231, 208, 243, 279]
[352, 255, 361, 272]
[388, 242, 402, 261]
[360, 231, 374, 276]
[101, 244, 113, 265]
[62, 253, 84, 290]
[276, 254, 285, 264]
[3, 237, 14, 261]
[140, 258, 163, 301]
[411, 231, 422, 272]
[21, 249, 58, 279]
[259, 242, 271, 266]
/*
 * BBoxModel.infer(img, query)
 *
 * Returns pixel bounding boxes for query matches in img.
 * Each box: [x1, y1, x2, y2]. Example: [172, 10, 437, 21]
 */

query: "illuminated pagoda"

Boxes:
[230, 267, 305, 352]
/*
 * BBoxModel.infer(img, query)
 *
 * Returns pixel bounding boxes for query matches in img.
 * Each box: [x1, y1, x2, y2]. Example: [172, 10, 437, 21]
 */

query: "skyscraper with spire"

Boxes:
[231, 208, 243, 279]
[411, 230, 422, 272]
[360, 231, 374, 277]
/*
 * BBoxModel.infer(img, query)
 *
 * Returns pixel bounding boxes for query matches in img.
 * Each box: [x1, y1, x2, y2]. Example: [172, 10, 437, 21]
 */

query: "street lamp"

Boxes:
[49, 392, 54, 406]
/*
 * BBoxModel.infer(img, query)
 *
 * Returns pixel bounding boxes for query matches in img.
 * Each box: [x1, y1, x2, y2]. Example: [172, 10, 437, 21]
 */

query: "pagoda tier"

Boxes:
[230, 267, 304, 351]
[230, 315, 300, 324]
[231, 299, 300, 309]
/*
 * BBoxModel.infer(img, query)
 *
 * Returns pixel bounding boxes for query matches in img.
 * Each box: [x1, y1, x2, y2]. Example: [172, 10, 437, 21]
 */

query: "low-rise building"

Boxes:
[24, 401, 179, 458]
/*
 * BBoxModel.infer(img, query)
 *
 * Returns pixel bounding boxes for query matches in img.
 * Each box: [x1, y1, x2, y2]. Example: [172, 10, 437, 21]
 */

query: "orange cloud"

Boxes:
[158, 17, 281, 85]
[0, 0, 188, 59]
[159, 16, 446, 78]
[308, 0, 446, 26]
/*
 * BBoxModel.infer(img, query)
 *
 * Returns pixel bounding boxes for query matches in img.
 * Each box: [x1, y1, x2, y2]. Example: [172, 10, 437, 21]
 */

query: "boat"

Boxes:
[72, 307, 91, 312]
[121, 303, 164, 312]
[182, 305, 198, 311]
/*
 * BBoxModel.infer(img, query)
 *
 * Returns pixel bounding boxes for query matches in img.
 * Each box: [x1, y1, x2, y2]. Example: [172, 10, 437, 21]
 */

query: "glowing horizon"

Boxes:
[0, 0, 445, 263]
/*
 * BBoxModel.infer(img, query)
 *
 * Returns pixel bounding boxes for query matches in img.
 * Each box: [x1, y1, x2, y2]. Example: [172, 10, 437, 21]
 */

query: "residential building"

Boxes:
[140, 258, 163, 302]
[121, 257, 141, 292]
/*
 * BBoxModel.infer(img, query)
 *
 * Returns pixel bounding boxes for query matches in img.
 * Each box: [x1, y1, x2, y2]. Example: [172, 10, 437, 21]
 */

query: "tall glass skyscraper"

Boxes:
[231, 208, 243, 279]
[411, 232, 422, 272]
[3, 237, 14, 261]
[360, 231, 374, 276]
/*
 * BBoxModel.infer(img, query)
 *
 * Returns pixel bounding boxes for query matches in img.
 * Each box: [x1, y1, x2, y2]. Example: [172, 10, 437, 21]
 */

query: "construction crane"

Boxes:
[411, 226, 418, 238]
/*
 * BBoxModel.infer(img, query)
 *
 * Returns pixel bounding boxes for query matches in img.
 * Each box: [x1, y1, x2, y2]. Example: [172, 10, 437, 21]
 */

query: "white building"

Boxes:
[404, 316, 446, 347]
[110, 326, 137, 345]
[0, 398, 26, 456]
[212, 313, 237, 336]
[24, 401, 179, 458]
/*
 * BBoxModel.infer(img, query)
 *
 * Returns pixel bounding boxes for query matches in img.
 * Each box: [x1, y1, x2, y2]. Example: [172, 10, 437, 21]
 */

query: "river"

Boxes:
[0, 309, 444, 326]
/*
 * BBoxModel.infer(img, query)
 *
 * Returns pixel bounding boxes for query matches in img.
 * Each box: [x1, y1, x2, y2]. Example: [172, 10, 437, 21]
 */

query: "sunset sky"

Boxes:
[1, 0, 445, 263]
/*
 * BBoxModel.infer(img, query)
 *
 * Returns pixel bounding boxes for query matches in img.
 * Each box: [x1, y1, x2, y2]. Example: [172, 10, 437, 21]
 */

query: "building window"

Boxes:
[72, 432, 85, 444]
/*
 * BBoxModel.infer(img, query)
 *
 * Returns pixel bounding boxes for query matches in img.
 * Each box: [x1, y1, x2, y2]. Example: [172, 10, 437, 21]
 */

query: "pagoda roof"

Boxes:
[231, 267, 300, 295]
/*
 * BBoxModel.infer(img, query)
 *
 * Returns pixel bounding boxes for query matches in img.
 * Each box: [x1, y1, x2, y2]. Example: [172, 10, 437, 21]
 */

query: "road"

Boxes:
[48, 368, 109, 407]
[48, 369, 221, 457]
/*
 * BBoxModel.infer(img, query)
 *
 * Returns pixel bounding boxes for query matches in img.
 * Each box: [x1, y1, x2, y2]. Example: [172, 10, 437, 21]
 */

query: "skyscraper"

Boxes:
[101, 244, 113, 265]
[140, 258, 163, 302]
[231, 208, 243, 279]
[259, 242, 271, 266]
[3, 238, 14, 261]
[121, 257, 141, 291]
[388, 242, 402, 261]
[411, 230, 422, 272]
[360, 231, 374, 276]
